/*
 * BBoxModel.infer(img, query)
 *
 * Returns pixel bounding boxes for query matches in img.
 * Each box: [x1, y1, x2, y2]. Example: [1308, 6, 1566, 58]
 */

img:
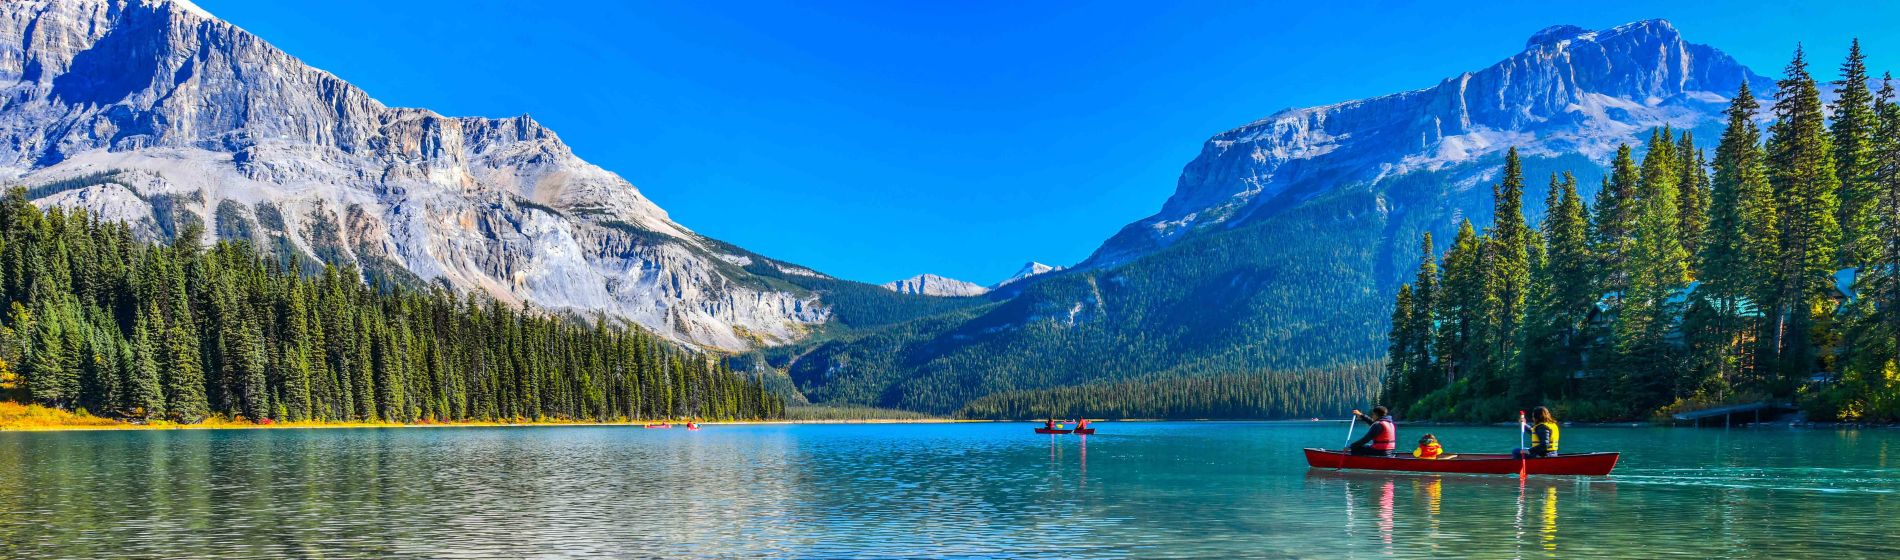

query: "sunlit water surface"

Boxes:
[2, 422, 1896, 558]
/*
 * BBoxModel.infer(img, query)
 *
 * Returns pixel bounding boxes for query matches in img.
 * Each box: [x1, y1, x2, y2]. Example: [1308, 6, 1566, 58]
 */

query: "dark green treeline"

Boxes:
[1384, 43, 1900, 421]
[0, 189, 782, 423]
[957, 363, 1380, 420]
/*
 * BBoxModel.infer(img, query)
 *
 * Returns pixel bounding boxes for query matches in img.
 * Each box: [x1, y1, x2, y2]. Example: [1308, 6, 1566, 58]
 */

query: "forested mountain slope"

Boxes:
[771, 20, 1779, 415]
[0, 0, 971, 352]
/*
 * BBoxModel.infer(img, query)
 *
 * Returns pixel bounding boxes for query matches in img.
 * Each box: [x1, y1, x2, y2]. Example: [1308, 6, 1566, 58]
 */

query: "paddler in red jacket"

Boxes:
[1347, 406, 1398, 457]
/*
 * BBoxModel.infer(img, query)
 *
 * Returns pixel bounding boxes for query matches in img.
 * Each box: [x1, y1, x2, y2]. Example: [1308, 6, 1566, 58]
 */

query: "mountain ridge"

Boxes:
[882, 274, 988, 297]
[769, 19, 1782, 413]
[1083, 18, 1770, 270]
[0, 0, 867, 351]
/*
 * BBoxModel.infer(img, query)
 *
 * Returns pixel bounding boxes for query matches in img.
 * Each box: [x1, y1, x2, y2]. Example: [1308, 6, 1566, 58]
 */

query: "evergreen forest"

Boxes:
[1384, 43, 1900, 422]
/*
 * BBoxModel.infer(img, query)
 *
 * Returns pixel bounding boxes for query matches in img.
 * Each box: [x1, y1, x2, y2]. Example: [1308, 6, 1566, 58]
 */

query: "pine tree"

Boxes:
[125, 303, 165, 419]
[1594, 145, 1642, 299]
[1404, 234, 1439, 398]
[1611, 129, 1692, 409]
[1523, 172, 1593, 399]
[1832, 39, 1880, 268]
[1484, 148, 1532, 385]
[1692, 82, 1780, 394]
[1436, 220, 1488, 385]
[1384, 285, 1419, 407]
[1676, 132, 1712, 262]
[24, 299, 75, 407]
[1875, 76, 1900, 363]
[162, 320, 208, 423]
[1765, 46, 1843, 385]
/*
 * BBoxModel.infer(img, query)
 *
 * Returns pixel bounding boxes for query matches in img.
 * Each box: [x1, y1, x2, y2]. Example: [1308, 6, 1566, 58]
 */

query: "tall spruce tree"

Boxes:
[1437, 220, 1488, 385]
[1405, 234, 1439, 397]
[24, 298, 75, 407]
[1765, 46, 1843, 385]
[1616, 129, 1692, 409]
[1485, 149, 1532, 385]
[1523, 172, 1594, 399]
[1594, 145, 1642, 299]
[125, 303, 165, 419]
[1383, 284, 1416, 406]
[1829, 74, 1900, 420]
[1875, 76, 1900, 363]
[1676, 132, 1712, 263]
[1693, 83, 1780, 394]
[1832, 39, 1880, 269]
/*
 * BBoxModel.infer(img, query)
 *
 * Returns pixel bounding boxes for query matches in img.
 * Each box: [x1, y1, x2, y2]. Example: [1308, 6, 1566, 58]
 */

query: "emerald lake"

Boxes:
[2, 423, 1896, 558]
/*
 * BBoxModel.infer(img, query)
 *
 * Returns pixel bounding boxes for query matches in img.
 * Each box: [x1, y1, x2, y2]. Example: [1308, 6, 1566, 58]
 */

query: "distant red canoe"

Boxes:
[1303, 448, 1619, 476]
[644, 423, 672, 429]
[1035, 428, 1073, 434]
[1072, 428, 1096, 435]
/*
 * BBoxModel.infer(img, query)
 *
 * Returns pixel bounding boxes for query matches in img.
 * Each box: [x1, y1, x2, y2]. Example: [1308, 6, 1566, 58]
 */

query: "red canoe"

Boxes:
[1303, 448, 1620, 476]
[1035, 428, 1074, 434]
[1072, 428, 1096, 435]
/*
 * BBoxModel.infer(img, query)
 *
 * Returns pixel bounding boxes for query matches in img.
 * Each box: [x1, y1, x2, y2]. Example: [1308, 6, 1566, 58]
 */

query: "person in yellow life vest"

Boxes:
[1517, 406, 1560, 458]
[1412, 434, 1455, 459]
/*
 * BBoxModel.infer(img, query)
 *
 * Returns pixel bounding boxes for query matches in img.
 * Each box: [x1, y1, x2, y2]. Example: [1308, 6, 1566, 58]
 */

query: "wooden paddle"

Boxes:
[1339, 411, 1359, 469]
[1518, 410, 1529, 478]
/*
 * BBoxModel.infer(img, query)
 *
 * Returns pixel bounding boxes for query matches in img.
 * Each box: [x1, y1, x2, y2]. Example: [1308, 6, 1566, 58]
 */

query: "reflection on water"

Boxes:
[1542, 483, 1558, 553]
[1, 423, 1897, 557]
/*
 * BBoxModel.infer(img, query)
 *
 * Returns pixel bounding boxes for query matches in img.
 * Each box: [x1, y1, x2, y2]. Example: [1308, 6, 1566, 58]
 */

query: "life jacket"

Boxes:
[1413, 442, 1442, 459]
[1531, 421, 1560, 452]
[1372, 416, 1397, 451]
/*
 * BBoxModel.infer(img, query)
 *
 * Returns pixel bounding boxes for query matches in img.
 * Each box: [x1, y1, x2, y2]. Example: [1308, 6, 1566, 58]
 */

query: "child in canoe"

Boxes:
[1413, 434, 1456, 459]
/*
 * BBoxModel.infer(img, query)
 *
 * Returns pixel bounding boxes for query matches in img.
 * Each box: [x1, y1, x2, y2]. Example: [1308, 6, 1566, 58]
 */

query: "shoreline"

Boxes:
[0, 417, 991, 433]
[9, 414, 1897, 434]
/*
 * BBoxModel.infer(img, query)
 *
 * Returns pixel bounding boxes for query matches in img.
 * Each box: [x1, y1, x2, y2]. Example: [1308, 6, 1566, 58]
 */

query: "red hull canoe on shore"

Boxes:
[1035, 428, 1074, 434]
[1303, 448, 1619, 476]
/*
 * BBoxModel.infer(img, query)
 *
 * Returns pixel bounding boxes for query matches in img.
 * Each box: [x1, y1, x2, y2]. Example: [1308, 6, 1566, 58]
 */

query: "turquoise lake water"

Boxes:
[1, 422, 1896, 558]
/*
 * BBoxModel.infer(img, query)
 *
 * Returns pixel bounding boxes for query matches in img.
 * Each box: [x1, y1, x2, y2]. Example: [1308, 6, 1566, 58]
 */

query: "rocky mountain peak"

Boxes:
[882, 274, 989, 297]
[993, 261, 1061, 288]
[1083, 19, 1772, 269]
[0, 0, 827, 351]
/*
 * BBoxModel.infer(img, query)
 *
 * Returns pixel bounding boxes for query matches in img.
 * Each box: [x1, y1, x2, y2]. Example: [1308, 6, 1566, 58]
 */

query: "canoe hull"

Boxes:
[1073, 428, 1096, 435]
[1303, 448, 1619, 476]
[1034, 428, 1074, 434]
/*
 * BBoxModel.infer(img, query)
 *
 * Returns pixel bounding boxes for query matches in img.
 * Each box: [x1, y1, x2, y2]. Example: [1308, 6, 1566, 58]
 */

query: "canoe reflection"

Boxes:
[1304, 469, 1598, 554]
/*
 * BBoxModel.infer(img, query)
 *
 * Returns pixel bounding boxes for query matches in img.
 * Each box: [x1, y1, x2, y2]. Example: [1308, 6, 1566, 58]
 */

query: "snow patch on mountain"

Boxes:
[993, 261, 1062, 288]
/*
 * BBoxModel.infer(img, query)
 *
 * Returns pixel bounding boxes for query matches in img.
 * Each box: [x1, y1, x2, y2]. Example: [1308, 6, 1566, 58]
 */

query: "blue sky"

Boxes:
[194, 0, 1900, 285]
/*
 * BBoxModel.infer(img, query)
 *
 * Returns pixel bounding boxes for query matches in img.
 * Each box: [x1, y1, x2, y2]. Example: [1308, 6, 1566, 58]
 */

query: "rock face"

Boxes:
[1085, 20, 1772, 268]
[882, 274, 988, 297]
[0, 0, 827, 351]
[774, 19, 1784, 413]
[992, 262, 1060, 288]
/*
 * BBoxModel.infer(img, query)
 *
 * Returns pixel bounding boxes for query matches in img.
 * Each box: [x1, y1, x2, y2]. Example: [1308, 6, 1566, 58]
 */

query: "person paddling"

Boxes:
[1346, 406, 1398, 456]
[1516, 406, 1560, 458]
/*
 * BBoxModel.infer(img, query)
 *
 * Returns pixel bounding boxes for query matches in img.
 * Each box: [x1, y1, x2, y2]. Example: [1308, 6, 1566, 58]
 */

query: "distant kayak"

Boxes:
[644, 423, 672, 429]
[1303, 448, 1620, 476]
